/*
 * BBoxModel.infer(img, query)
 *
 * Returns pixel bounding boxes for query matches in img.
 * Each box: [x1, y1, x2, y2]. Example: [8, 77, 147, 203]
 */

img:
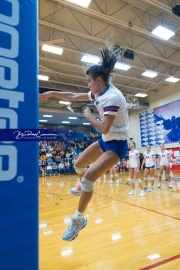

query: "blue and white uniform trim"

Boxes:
[103, 106, 119, 112]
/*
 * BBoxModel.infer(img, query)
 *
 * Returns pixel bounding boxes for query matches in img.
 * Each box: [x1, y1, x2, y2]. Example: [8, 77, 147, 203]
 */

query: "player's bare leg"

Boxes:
[62, 151, 119, 241]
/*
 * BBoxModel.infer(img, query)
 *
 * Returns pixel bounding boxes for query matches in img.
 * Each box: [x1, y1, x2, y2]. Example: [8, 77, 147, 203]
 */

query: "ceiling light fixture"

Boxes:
[115, 62, 131, 71]
[66, 0, 92, 8]
[68, 117, 77, 119]
[62, 121, 70, 124]
[42, 44, 63, 55]
[81, 55, 100, 64]
[59, 101, 71, 105]
[165, 76, 180, 83]
[152, 26, 175, 40]
[43, 115, 53, 117]
[38, 75, 49, 81]
[83, 123, 90, 125]
[135, 93, 147, 97]
[39, 120, 48, 122]
[142, 71, 158, 78]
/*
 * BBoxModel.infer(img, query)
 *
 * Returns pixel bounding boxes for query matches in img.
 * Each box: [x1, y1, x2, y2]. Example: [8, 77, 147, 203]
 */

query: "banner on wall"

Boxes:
[139, 99, 180, 147]
[0, 1, 38, 269]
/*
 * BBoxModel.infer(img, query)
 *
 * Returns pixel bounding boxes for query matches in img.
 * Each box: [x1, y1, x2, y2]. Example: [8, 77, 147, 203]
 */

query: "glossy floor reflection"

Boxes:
[39, 171, 180, 270]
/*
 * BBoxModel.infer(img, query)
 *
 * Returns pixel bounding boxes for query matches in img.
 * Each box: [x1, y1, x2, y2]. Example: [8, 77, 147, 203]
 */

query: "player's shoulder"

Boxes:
[107, 84, 123, 98]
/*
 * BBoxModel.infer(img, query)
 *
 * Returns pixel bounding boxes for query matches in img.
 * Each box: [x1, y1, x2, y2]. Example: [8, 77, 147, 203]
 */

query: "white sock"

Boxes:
[73, 210, 84, 220]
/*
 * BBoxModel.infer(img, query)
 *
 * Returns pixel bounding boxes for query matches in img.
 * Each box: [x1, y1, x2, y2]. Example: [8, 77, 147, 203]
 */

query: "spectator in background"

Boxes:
[46, 163, 53, 176]
[46, 150, 52, 158]
[40, 152, 46, 162]
[52, 162, 58, 175]
[55, 152, 61, 163]
[59, 161, 65, 175]
[64, 160, 70, 174]
[55, 142, 63, 152]
[46, 156, 53, 165]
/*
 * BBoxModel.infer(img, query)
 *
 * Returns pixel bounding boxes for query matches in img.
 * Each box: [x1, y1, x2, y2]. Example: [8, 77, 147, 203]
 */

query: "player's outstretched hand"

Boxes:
[39, 92, 52, 102]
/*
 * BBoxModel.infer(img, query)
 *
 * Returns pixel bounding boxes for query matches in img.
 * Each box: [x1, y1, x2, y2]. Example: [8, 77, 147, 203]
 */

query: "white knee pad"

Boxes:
[81, 177, 94, 192]
[150, 177, 154, 180]
[137, 178, 142, 184]
[75, 166, 87, 175]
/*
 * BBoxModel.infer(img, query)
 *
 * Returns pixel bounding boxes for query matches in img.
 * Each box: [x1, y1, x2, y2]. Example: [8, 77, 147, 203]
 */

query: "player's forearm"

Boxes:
[45, 91, 74, 101]
[86, 114, 109, 134]
[45, 91, 87, 101]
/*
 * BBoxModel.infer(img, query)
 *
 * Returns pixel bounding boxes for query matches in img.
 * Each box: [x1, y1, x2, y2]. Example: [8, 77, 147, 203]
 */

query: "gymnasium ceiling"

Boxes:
[39, 0, 180, 126]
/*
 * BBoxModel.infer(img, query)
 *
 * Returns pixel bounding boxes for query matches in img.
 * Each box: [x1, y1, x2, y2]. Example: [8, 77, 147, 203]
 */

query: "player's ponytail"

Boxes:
[86, 42, 122, 84]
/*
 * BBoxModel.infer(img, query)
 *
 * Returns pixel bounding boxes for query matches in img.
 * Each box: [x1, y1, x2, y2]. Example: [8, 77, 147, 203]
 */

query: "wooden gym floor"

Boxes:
[39, 171, 180, 270]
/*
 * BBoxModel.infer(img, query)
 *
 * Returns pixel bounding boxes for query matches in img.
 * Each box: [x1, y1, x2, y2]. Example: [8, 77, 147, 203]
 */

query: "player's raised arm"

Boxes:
[39, 91, 89, 102]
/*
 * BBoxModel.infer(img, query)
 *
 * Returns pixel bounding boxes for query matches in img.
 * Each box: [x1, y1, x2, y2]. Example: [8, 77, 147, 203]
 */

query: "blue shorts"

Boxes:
[145, 165, 155, 169]
[98, 138, 128, 161]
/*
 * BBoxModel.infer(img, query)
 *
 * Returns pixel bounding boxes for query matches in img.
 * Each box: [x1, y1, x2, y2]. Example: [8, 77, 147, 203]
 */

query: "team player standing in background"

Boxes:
[157, 144, 172, 188]
[141, 145, 156, 192]
[127, 141, 145, 197]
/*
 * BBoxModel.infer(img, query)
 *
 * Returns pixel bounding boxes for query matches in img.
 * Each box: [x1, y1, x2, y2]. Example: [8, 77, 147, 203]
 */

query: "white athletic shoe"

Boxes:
[128, 190, 136, 195]
[115, 179, 121, 184]
[144, 186, 148, 191]
[70, 185, 82, 196]
[168, 183, 173, 188]
[149, 187, 154, 192]
[62, 216, 87, 241]
[157, 182, 161, 188]
[107, 180, 113, 184]
[139, 190, 145, 197]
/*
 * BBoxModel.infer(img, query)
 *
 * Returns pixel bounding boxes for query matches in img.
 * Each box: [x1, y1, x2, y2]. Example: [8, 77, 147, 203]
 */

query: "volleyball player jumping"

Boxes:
[39, 42, 129, 241]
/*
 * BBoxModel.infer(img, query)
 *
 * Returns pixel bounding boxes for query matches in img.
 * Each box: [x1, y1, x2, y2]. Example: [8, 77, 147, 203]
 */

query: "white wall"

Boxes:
[129, 82, 180, 154]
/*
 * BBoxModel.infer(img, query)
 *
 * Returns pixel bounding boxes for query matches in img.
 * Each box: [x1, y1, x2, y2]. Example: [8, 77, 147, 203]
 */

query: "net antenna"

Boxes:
[66, 103, 85, 119]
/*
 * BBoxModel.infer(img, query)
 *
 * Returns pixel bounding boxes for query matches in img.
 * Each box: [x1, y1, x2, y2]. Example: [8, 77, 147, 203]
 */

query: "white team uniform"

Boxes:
[129, 149, 139, 168]
[143, 151, 155, 167]
[88, 84, 129, 142]
[158, 150, 171, 166]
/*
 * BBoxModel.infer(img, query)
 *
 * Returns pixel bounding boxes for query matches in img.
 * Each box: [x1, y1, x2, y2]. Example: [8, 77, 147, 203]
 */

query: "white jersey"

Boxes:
[129, 149, 139, 168]
[143, 151, 155, 167]
[88, 84, 129, 141]
[158, 150, 171, 166]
